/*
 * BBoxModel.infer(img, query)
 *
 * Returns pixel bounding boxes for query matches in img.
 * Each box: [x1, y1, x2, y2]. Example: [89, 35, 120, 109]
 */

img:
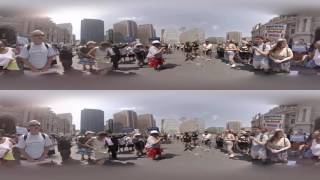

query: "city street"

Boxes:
[1, 141, 319, 180]
[1, 51, 320, 90]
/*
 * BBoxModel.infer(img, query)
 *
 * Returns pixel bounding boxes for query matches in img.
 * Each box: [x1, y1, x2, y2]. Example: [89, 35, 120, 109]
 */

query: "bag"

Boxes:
[5, 59, 20, 71]
[0, 145, 9, 158]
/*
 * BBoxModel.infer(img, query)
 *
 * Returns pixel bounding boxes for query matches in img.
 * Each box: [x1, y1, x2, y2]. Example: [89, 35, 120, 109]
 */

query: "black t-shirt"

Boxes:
[183, 135, 192, 143]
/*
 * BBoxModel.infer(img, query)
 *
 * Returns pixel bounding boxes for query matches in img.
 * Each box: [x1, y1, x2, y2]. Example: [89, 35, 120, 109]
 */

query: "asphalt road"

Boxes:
[1, 51, 320, 90]
[1, 141, 319, 180]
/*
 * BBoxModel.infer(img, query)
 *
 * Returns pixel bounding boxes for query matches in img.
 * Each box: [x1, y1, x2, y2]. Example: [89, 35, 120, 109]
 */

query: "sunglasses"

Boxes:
[33, 34, 44, 37]
[29, 125, 40, 127]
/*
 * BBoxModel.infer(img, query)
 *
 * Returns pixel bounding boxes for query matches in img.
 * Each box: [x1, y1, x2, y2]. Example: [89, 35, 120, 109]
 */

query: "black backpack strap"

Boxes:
[44, 43, 49, 49]
[23, 134, 28, 141]
[41, 133, 46, 140]
[24, 133, 46, 141]
[27, 44, 31, 51]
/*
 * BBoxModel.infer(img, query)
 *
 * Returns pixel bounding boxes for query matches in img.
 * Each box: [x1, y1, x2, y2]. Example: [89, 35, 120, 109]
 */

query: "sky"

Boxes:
[2, 91, 320, 129]
[2, 0, 320, 39]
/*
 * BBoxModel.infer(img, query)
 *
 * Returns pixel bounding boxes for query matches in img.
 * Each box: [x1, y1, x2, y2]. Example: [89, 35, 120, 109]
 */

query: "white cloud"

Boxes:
[211, 25, 220, 31]
[118, 16, 143, 21]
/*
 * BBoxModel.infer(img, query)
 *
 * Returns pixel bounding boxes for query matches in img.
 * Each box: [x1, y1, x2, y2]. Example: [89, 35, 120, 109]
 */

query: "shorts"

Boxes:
[251, 145, 267, 159]
[79, 58, 95, 65]
[78, 148, 92, 156]
[306, 59, 319, 68]
[226, 51, 235, 57]
[253, 59, 269, 70]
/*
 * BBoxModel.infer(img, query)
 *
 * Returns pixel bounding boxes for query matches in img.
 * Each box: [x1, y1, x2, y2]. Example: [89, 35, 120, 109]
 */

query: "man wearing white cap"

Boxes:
[147, 40, 166, 71]
[18, 30, 56, 72]
[16, 120, 52, 163]
[145, 130, 163, 160]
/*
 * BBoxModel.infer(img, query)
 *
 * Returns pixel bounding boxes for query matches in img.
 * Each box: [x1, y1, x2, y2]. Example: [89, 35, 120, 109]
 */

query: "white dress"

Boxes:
[92, 138, 108, 160]
[94, 47, 112, 70]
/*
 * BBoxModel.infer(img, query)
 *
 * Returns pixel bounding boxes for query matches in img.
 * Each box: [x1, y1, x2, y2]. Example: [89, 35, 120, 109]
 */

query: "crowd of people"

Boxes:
[0, 30, 170, 76]
[0, 119, 166, 167]
[2, 29, 320, 76]
[170, 36, 320, 74]
[180, 128, 320, 165]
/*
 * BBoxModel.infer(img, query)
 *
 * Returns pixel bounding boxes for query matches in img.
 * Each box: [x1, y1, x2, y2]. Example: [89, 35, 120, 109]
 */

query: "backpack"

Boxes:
[27, 43, 49, 51]
[112, 46, 121, 57]
[23, 133, 46, 141]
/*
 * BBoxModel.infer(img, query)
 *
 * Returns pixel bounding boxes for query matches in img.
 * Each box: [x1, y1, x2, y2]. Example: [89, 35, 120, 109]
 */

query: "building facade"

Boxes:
[137, 24, 155, 45]
[0, 106, 73, 135]
[0, 16, 71, 45]
[252, 104, 320, 134]
[113, 20, 138, 43]
[179, 28, 205, 44]
[113, 110, 138, 133]
[105, 119, 114, 133]
[226, 31, 242, 43]
[252, 15, 320, 44]
[81, 19, 104, 44]
[57, 23, 73, 44]
[105, 29, 114, 43]
[226, 121, 242, 133]
[179, 118, 205, 133]
[162, 119, 181, 134]
[80, 109, 104, 133]
[137, 114, 156, 133]
[56, 113, 73, 135]
[162, 27, 181, 44]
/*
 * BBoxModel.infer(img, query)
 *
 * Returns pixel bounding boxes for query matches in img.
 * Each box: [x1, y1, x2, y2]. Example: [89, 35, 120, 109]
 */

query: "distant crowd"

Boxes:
[169, 37, 320, 73]
[180, 128, 320, 165]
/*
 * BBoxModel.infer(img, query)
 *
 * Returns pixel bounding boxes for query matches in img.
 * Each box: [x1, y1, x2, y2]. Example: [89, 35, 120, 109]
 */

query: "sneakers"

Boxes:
[231, 64, 236, 68]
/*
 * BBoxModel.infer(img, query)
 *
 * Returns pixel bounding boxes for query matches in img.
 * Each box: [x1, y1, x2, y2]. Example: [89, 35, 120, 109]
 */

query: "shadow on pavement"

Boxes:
[106, 71, 137, 76]
[103, 160, 135, 166]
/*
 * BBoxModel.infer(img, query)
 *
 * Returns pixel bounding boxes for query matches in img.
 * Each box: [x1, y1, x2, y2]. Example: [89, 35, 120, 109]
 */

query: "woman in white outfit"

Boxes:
[88, 42, 113, 74]
[85, 132, 108, 165]
[311, 132, 320, 164]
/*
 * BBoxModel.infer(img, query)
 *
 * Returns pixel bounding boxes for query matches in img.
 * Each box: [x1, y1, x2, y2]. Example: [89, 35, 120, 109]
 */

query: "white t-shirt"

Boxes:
[202, 133, 212, 140]
[147, 46, 162, 59]
[254, 43, 271, 56]
[252, 133, 269, 146]
[145, 136, 160, 149]
[16, 133, 52, 159]
[19, 42, 55, 69]
[105, 137, 114, 146]
[313, 49, 320, 66]
[203, 43, 213, 50]
[311, 139, 320, 156]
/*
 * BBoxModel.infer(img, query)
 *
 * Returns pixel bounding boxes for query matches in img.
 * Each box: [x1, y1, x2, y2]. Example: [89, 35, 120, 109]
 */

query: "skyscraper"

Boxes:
[105, 29, 114, 43]
[113, 110, 138, 133]
[113, 20, 138, 43]
[80, 109, 104, 133]
[137, 114, 156, 133]
[81, 19, 105, 44]
[137, 24, 155, 45]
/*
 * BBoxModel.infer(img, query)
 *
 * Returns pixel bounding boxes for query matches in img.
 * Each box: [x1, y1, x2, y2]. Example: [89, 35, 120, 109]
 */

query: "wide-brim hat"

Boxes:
[150, 130, 159, 134]
[85, 131, 95, 135]
[152, 40, 161, 45]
